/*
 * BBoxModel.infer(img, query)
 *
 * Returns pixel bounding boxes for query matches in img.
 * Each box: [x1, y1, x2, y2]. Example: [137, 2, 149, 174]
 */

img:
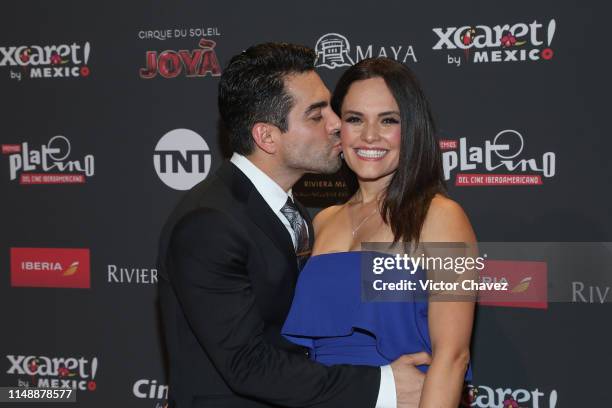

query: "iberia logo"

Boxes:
[10, 248, 91, 288]
[478, 260, 548, 309]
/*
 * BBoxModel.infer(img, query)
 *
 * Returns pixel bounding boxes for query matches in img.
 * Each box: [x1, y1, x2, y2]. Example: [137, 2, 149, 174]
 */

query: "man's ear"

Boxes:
[251, 122, 278, 154]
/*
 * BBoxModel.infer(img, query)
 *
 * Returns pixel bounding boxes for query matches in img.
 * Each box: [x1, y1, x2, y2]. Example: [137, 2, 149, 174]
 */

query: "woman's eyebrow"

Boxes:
[378, 110, 400, 116]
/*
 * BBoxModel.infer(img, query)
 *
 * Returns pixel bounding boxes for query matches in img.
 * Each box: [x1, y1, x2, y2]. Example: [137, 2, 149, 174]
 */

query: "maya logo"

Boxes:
[315, 33, 355, 69]
[0, 42, 91, 80]
[10, 248, 91, 288]
[139, 39, 221, 79]
[2, 135, 95, 185]
[314, 33, 417, 70]
[6, 354, 98, 392]
[440, 129, 556, 186]
[432, 19, 556, 67]
[153, 128, 212, 191]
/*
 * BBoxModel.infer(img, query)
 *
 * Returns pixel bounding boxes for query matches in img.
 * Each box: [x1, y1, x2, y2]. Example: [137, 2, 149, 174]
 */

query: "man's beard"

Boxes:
[285, 143, 342, 174]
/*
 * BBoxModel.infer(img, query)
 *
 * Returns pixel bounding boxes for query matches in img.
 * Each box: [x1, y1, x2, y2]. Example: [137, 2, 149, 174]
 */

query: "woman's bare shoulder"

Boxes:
[312, 204, 344, 232]
[421, 194, 476, 242]
[427, 194, 466, 217]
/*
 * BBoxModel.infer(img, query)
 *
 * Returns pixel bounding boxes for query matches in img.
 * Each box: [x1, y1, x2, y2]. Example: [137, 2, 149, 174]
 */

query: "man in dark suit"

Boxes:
[158, 43, 430, 408]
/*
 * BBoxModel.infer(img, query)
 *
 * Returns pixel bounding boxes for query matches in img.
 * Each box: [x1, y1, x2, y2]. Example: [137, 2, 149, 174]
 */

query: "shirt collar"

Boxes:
[230, 153, 293, 213]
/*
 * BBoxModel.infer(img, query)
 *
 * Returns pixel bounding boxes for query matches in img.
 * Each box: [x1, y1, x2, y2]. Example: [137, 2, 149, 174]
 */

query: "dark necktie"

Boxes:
[280, 197, 311, 265]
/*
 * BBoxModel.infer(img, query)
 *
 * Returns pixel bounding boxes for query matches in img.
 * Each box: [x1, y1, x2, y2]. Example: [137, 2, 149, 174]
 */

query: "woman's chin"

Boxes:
[352, 169, 397, 183]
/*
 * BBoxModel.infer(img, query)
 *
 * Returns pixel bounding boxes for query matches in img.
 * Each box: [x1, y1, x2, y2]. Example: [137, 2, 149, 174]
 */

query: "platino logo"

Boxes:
[441, 129, 556, 186]
[2, 135, 95, 184]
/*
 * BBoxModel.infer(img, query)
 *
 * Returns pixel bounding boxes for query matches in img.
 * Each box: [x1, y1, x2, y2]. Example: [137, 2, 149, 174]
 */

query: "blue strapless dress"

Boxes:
[282, 251, 472, 380]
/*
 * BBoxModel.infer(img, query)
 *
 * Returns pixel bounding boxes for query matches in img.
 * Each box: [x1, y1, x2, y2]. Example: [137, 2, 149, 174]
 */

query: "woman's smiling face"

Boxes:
[340, 77, 402, 182]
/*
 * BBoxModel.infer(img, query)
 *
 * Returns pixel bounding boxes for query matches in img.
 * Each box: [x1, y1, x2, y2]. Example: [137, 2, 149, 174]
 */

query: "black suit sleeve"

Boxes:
[167, 208, 381, 408]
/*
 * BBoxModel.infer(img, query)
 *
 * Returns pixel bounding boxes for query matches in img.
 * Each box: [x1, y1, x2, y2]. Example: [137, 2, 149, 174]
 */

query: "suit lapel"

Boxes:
[246, 190, 297, 267]
[218, 161, 297, 267]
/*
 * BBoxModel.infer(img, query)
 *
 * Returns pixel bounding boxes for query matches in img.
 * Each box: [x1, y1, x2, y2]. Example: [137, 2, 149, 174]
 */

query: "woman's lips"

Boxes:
[353, 148, 388, 160]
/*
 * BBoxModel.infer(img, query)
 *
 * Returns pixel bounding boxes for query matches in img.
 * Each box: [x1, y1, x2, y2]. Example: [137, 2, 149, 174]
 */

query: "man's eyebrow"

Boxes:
[304, 101, 328, 116]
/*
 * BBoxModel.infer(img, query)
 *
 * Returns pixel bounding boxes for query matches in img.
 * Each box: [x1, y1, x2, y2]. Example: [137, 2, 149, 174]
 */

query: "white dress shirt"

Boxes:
[230, 153, 298, 247]
[230, 153, 397, 408]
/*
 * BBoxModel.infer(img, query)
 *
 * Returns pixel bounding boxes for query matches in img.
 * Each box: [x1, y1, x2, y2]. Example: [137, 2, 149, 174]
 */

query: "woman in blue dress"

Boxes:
[283, 58, 476, 407]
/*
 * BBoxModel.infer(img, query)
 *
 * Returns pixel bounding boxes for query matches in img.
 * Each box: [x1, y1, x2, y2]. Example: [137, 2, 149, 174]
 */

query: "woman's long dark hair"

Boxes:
[332, 58, 446, 244]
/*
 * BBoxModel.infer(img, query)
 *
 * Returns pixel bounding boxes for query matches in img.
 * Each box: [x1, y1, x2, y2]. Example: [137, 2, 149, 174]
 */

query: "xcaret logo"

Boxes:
[462, 384, 558, 408]
[432, 19, 556, 67]
[6, 354, 99, 392]
[2, 135, 95, 185]
[153, 128, 212, 191]
[10, 248, 90, 288]
[139, 39, 221, 79]
[440, 130, 556, 186]
[0, 42, 91, 81]
[314, 33, 417, 70]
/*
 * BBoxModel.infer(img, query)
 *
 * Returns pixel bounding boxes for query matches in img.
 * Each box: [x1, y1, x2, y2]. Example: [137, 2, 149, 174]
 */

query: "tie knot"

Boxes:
[281, 197, 299, 215]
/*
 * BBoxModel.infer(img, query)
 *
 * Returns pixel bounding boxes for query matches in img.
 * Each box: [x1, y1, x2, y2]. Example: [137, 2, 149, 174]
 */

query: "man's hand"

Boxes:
[391, 352, 432, 408]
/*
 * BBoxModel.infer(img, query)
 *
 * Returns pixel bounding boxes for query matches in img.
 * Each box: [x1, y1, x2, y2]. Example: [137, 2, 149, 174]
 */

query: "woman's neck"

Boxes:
[354, 173, 394, 204]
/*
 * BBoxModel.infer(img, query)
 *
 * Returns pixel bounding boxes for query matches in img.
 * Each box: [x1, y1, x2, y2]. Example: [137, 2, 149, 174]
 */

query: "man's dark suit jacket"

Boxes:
[158, 161, 380, 408]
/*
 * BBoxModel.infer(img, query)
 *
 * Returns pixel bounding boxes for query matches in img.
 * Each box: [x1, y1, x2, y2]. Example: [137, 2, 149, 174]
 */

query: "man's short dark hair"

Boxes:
[218, 43, 316, 155]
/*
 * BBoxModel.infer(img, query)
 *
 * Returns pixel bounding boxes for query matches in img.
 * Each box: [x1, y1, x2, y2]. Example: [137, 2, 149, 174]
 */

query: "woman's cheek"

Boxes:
[340, 123, 354, 143]
[386, 126, 402, 146]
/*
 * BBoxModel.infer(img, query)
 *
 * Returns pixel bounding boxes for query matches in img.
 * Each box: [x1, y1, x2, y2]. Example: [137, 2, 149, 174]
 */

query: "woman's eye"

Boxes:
[382, 117, 400, 125]
[345, 116, 361, 123]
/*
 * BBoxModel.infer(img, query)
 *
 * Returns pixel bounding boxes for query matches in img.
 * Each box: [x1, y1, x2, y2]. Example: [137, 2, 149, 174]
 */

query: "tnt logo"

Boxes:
[153, 128, 212, 191]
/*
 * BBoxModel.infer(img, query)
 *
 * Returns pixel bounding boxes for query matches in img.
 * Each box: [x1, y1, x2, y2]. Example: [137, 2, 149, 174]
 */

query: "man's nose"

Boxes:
[326, 111, 341, 135]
